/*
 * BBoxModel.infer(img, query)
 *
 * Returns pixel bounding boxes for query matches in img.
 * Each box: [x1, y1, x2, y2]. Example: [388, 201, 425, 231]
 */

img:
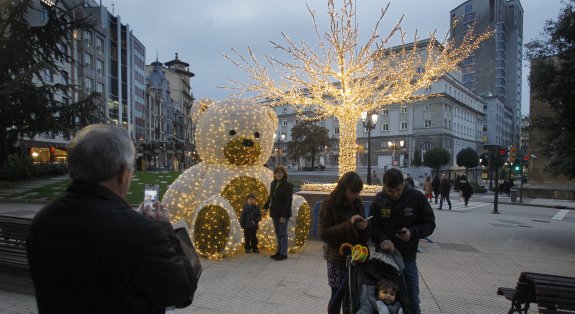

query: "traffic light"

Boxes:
[480, 153, 489, 167]
[497, 148, 507, 165]
[513, 158, 521, 173]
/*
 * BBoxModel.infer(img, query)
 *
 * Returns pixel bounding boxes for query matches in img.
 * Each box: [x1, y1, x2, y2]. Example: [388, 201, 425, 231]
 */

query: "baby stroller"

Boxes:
[340, 244, 411, 314]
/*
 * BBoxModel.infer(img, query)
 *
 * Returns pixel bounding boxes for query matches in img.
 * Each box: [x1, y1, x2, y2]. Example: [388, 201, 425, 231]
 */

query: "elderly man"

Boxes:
[27, 124, 196, 314]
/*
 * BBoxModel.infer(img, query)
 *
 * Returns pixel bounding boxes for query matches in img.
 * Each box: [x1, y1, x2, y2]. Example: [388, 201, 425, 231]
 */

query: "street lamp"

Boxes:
[276, 132, 286, 167]
[387, 140, 405, 167]
[361, 111, 378, 184]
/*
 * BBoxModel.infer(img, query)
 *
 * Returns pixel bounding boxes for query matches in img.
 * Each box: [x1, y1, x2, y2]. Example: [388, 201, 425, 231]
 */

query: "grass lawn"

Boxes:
[2, 171, 304, 203]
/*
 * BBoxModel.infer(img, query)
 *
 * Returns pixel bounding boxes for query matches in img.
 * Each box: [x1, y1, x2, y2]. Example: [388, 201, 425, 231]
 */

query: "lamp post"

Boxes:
[387, 139, 405, 167]
[361, 111, 378, 184]
[276, 132, 286, 167]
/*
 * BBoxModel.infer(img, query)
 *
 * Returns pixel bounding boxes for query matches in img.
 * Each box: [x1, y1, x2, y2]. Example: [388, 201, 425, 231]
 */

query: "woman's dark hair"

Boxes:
[383, 168, 404, 189]
[273, 165, 288, 180]
[330, 171, 363, 204]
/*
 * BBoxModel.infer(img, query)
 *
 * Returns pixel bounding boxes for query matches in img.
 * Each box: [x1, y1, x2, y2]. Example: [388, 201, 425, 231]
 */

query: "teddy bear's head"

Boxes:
[193, 98, 278, 166]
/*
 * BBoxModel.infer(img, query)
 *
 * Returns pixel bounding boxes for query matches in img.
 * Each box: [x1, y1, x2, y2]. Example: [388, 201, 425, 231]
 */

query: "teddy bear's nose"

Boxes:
[242, 139, 254, 147]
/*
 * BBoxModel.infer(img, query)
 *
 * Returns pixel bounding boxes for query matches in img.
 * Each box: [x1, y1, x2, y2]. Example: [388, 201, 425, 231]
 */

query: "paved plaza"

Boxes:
[1, 195, 574, 313]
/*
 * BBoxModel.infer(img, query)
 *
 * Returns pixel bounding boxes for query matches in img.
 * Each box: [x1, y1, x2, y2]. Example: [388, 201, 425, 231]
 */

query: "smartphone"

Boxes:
[144, 184, 160, 207]
[364, 216, 373, 221]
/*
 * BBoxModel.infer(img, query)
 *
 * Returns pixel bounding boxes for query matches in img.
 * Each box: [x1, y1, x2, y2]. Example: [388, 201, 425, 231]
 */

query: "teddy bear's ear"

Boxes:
[264, 106, 278, 130]
[191, 98, 215, 124]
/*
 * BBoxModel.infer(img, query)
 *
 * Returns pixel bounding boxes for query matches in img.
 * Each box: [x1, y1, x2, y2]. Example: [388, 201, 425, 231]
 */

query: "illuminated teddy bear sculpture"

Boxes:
[163, 98, 310, 259]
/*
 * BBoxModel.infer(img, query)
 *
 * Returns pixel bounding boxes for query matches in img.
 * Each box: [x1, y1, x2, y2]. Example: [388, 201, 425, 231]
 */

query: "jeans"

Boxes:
[272, 217, 288, 255]
[403, 260, 420, 314]
[439, 193, 451, 209]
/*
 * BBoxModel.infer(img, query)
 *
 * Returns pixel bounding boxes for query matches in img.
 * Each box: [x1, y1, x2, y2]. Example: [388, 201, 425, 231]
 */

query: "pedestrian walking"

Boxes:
[263, 165, 293, 261]
[318, 171, 370, 314]
[438, 174, 452, 210]
[458, 175, 473, 206]
[431, 175, 441, 204]
[423, 176, 433, 203]
[405, 174, 415, 188]
[370, 168, 436, 314]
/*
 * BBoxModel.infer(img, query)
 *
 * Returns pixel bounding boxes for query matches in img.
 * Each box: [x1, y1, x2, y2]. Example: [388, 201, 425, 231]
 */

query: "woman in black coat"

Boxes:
[318, 171, 370, 314]
[263, 165, 293, 261]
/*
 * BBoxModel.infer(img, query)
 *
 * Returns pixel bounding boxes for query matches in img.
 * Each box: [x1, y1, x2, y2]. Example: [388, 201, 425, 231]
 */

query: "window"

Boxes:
[334, 127, 339, 134]
[381, 109, 389, 115]
[96, 60, 104, 76]
[401, 106, 407, 114]
[425, 120, 432, 128]
[282, 121, 287, 126]
[96, 82, 104, 93]
[62, 71, 69, 85]
[400, 122, 408, 130]
[421, 143, 433, 158]
[84, 78, 93, 93]
[83, 31, 93, 46]
[41, 4, 50, 22]
[425, 104, 431, 111]
[43, 69, 53, 82]
[95, 37, 104, 53]
[84, 52, 93, 67]
[382, 123, 389, 131]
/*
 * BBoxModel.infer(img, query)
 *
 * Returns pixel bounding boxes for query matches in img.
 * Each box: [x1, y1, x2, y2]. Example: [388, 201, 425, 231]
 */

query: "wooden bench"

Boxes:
[498, 272, 575, 313]
[0, 215, 33, 272]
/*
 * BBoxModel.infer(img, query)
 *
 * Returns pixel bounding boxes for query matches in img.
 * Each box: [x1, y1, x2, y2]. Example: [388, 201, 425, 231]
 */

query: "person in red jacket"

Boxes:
[27, 124, 197, 314]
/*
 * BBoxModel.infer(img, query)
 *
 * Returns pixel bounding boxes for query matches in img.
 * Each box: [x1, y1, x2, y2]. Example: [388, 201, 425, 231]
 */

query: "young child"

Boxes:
[239, 193, 261, 253]
[356, 278, 403, 314]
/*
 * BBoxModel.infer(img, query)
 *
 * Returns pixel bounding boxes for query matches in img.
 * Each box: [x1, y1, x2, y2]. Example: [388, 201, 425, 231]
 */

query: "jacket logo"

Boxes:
[403, 207, 414, 216]
[380, 208, 391, 218]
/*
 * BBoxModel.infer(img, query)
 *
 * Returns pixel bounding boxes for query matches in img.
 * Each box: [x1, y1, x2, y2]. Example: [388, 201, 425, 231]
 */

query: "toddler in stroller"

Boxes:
[347, 250, 410, 314]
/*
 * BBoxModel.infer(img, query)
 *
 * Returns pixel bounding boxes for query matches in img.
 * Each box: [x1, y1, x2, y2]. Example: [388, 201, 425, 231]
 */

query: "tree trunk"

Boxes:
[335, 114, 358, 178]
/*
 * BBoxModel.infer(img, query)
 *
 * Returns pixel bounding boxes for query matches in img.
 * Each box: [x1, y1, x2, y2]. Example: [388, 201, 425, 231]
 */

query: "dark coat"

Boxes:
[439, 178, 451, 195]
[459, 179, 473, 198]
[431, 176, 440, 194]
[318, 197, 371, 263]
[264, 179, 293, 219]
[240, 204, 261, 229]
[370, 186, 436, 262]
[27, 182, 196, 314]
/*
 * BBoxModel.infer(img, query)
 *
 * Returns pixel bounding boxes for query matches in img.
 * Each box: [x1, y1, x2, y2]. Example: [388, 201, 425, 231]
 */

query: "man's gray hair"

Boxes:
[68, 124, 135, 183]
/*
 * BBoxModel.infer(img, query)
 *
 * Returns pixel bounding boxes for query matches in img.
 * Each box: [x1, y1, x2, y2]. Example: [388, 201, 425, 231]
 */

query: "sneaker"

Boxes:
[274, 254, 288, 261]
[252, 248, 260, 253]
[270, 253, 280, 259]
[437, 208, 442, 210]
[245, 249, 251, 253]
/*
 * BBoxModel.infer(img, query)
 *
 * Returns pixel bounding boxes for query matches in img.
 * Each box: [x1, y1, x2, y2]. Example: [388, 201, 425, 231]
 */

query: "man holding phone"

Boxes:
[370, 168, 436, 314]
[27, 124, 197, 314]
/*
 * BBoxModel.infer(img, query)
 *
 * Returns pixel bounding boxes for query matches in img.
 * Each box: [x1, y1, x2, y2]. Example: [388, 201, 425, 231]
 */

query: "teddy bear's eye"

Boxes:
[254, 132, 260, 138]
[229, 130, 236, 136]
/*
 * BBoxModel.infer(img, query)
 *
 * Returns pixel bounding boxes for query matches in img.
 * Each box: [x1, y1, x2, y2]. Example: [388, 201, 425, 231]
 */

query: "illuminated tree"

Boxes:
[225, 0, 490, 177]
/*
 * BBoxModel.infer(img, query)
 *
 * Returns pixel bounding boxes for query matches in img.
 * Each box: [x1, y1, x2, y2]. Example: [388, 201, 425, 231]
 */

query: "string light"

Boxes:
[163, 98, 311, 259]
[301, 183, 383, 194]
[224, 0, 492, 178]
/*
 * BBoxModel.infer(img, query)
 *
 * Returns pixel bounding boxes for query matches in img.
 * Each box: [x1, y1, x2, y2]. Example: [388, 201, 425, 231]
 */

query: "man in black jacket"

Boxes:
[370, 168, 436, 314]
[27, 124, 197, 314]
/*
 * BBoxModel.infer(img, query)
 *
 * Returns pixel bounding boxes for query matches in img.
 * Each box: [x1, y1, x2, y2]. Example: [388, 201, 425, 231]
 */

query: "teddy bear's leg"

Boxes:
[190, 195, 242, 259]
[287, 195, 311, 253]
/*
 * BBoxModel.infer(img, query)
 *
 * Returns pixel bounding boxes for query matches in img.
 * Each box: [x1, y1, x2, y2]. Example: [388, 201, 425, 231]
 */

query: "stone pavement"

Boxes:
[1, 199, 574, 313]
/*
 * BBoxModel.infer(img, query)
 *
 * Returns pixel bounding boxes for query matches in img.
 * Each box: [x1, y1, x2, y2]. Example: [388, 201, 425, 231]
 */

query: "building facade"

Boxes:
[142, 55, 195, 171]
[450, 0, 524, 149]
[21, 0, 147, 162]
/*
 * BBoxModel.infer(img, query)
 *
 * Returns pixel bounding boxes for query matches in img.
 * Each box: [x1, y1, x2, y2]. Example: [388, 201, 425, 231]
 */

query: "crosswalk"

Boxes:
[431, 199, 490, 211]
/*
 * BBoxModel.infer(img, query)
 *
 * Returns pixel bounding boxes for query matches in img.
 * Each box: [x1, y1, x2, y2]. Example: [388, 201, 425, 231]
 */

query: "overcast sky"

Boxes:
[100, 0, 565, 115]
